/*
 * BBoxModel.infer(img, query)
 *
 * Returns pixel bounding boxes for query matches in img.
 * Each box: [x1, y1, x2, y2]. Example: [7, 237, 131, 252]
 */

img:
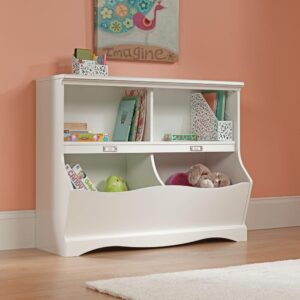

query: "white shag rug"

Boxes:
[86, 260, 300, 300]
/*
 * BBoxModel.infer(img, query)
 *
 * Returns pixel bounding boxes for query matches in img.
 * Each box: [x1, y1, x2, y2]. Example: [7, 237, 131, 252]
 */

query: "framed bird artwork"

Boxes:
[94, 0, 179, 63]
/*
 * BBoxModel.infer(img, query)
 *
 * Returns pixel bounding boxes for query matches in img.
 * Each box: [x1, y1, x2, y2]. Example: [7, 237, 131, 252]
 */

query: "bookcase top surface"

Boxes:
[37, 74, 244, 90]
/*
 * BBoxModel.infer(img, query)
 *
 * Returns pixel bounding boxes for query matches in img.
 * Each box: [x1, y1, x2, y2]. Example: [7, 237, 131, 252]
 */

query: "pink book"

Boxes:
[202, 92, 217, 114]
[125, 89, 147, 141]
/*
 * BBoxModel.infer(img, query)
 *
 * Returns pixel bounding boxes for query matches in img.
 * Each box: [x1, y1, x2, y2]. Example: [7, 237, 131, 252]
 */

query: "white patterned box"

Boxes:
[191, 93, 233, 141]
[218, 121, 233, 141]
[191, 93, 218, 141]
[72, 56, 108, 77]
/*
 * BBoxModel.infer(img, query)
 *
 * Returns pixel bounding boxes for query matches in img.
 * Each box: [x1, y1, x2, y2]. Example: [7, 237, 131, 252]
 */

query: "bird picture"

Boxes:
[98, 0, 164, 34]
[95, 0, 179, 63]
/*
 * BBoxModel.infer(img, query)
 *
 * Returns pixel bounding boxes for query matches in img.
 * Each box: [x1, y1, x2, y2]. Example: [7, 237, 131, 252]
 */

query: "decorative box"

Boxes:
[191, 93, 218, 141]
[72, 56, 108, 77]
[218, 121, 233, 141]
[190, 93, 233, 141]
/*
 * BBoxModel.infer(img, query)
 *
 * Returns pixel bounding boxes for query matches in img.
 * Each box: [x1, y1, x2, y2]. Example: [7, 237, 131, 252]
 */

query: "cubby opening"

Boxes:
[152, 88, 237, 142]
[64, 85, 151, 142]
[153, 89, 193, 142]
[153, 152, 249, 186]
[64, 153, 163, 192]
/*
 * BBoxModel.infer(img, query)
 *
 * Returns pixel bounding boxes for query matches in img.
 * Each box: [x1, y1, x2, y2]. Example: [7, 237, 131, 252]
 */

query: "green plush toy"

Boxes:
[104, 176, 128, 192]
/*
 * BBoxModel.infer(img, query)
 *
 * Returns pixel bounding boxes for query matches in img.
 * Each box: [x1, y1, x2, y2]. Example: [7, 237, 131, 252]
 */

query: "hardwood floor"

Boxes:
[0, 227, 300, 300]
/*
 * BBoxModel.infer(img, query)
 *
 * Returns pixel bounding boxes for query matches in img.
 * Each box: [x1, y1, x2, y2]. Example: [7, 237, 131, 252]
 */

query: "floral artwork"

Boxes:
[94, 0, 179, 63]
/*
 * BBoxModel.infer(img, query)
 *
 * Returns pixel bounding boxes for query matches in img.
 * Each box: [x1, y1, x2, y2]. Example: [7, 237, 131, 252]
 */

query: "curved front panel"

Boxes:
[64, 183, 250, 255]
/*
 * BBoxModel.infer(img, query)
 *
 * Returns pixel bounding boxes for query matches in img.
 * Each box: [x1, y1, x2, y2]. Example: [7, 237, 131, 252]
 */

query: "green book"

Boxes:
[112, 98, 136, 141]
[123, 96, 141, 141]
[215, 91, 226, 121]
[74, 48, 93, 60]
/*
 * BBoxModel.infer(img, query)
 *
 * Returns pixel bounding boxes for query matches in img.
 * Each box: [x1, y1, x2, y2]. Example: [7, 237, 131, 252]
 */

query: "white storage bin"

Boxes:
[72, 56, 108, 77]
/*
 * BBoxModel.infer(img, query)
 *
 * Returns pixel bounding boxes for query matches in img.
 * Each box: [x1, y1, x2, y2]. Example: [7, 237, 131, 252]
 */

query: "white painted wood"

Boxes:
[37, 75, 244, 91]
[246, 196, 300, 230]
[64, 85, 124, 137]
[150, 155, 165, 186]
[64, 154, 162, 191]
[153, 89, 193, 141]
[0, 210, 35, 250]
[4, 196, 300, 251]
[65, 225, 247, 257]
[36, 78, 71, 255]
[64, 141, 236, 154]
[36, 75, 252, 256]
[126, 155, 163, 190]
[64, 185, 249, 256]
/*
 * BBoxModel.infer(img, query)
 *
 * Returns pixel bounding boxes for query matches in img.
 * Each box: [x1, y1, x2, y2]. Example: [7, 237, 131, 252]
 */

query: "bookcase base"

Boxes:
[58, 225, 247, 257]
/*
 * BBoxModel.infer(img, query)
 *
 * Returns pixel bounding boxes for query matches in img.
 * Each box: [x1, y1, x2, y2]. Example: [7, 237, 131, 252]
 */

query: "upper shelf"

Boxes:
[37, 74, 244, 91]
[64, 141, 235, 154]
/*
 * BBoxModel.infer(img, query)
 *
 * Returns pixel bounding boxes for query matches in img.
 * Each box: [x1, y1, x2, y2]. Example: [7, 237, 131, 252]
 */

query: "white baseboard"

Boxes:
[0, 210, 35, 250]
[0, 197, 299, 250]
[246, 196, 300, 230]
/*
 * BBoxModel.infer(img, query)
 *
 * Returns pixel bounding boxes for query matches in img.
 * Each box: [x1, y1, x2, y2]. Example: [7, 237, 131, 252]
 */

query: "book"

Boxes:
[163, 133, 198, 141]
[64, 122, 87, 132]
[202, 92, 217, 114]
[74, 48, 93, 60]
[215, 91, 226, 121]
[72, 164, 97, 192]
[125, 89, 147, 141]
[122, 96, 141, 141]
[201, 91, 226, 121]
[112, 97, 136, 141]
[64, 132, 110, 142]
[65, 164, 86, 190]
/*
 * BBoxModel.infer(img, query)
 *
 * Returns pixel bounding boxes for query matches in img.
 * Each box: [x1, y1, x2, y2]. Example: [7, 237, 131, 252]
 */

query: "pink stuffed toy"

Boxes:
[166, 172, 191, 186]
[166, 163, 231, 188]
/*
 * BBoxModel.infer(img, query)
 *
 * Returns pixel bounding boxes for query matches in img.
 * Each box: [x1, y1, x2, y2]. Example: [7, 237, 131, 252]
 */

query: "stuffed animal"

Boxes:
[197, 173, 215, 188]
[187, 163, 211, 188]
[210, 172, 231, 187]
[187, 164, 231, 188]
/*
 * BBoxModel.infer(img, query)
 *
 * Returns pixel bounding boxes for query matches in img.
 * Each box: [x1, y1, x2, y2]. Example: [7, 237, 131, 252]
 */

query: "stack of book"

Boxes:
[112, 89, 147, 142]
[64, 123, 109, 142]
[202, 91, 226, 121]
[65, 164, 97, 191]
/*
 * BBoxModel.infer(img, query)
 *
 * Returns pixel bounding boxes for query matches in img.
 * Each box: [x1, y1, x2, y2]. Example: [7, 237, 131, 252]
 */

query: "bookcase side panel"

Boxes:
[36, 79, 70, 255]
[225, 91, 239, 145]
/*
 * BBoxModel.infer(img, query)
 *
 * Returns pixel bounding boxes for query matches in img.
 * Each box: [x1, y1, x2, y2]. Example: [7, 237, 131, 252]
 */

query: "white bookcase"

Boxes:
[36, 75, 252, 257]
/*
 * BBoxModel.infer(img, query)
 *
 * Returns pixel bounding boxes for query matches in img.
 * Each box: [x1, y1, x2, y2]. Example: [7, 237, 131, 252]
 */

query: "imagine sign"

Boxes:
[94, 0, 179, 63]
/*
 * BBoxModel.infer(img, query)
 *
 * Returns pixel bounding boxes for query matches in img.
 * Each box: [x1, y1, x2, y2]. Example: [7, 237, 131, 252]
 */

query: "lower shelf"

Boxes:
[64, 141, 236, 154]
[64, 183, 250, 256]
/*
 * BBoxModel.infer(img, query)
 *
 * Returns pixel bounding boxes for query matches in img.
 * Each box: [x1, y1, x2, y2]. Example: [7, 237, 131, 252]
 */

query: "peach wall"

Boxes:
[0, 0, 299, 211]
